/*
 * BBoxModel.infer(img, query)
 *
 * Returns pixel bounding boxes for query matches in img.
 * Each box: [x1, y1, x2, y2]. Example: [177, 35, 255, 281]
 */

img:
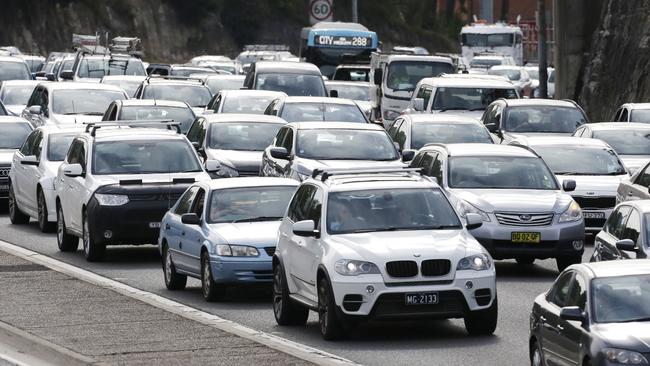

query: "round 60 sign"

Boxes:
[310, 0, 333, 23]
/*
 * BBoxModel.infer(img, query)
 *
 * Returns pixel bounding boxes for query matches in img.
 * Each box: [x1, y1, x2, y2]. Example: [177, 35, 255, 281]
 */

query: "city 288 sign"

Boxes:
[309, 0, 333, 25]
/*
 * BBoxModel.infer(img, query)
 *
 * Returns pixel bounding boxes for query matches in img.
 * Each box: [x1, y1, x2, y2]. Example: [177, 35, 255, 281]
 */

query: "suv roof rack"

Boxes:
[84, 120, 180, 136]
[145, 75, 205, 84]
[311, 167, 421, 182]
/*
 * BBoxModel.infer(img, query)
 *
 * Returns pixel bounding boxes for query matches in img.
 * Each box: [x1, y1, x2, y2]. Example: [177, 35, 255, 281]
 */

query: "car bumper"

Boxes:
[209, 255, 273, 284]
[330, 269, 496, 319]
[470, 220, 585, 260]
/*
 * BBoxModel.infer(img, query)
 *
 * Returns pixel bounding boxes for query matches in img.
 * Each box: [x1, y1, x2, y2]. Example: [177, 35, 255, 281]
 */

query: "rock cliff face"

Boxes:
[577, 1, 650, 121]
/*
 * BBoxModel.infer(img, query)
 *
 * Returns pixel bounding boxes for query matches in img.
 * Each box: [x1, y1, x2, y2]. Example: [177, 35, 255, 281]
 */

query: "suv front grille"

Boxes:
[573, 196, 616, 209]
[495, 213, 554, 226]
[385, 261, 418, 278]
[128, 193, 183, 202]
[421, 259, 451, 276]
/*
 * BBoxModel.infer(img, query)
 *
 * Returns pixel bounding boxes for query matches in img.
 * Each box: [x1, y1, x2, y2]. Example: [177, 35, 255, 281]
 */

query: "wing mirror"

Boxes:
[616, 239, 636, 252]
[28, 105, 42, 115]
[63, 163, 83, 177]
[559, 306, 586, 322]
[465, 213, 483, 230]
[181, 213, 201, 225]
[44, 73, 56, 81]
[562, 179, 576, 192]
[413, 97, 425, 111]
[59, 70, 74, 80]
[292, 220, 319, 237]
[402, 149, 416, 162]
[329, 89, 338, 98]
[205, 160, 220, 173]
[270, 147, 290, 160]
[20, 155, 39, 166]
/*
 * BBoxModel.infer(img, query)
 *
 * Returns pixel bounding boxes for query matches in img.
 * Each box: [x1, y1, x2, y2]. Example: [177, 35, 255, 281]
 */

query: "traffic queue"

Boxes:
[1, 24, 650, 365]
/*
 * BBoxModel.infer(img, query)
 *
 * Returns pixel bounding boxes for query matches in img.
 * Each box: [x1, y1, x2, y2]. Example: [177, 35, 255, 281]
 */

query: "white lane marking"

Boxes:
[0, 240, 361, 366]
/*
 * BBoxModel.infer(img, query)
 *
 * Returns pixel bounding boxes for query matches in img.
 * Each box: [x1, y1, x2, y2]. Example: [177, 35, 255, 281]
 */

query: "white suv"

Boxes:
[272, 168, 497, 340]
[55, 122, 211, 261]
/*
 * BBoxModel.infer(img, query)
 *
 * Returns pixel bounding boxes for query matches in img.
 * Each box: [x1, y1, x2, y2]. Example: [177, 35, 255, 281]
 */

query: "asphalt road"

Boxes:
[0, 212, 594, 366]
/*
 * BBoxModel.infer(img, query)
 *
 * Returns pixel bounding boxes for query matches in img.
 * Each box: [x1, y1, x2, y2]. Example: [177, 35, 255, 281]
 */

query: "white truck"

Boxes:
[369, 52, 454, 127]
[460, 23, 524, 66]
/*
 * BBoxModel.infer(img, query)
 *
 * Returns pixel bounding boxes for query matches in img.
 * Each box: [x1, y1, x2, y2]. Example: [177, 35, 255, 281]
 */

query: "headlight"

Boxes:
[456, 200, 491, 222]
[558, 200, 582, 223]
[215, 244, 258, 257]
[213, 164, 238, 178]
[94, 193, 129, 206]
[383, 109, 401, 120]
[603, 348, 649, 364]
[457, 254, 492, 271]
[335, 259, 380, 276]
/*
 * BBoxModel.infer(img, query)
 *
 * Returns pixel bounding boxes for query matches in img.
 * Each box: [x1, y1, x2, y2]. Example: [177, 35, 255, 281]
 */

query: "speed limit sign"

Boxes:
[309, 0, 333, 24]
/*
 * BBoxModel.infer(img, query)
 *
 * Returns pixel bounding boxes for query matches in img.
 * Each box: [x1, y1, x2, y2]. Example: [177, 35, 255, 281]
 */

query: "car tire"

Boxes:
[516, 257, 535, 265]
[8, 183, 29, 225]
[272, 263, 309, 326]
[56, 205, 78, 252]
[530, 339, 543, 366]
[37, 190, 55, 233]
[162, 244, 186, 290]
[201, 252, 225, 302]
[318, 276, 345, 340]
[464, 296, 498, 336]
[83, 213, 105, 262]
[556, 255, 581, 272]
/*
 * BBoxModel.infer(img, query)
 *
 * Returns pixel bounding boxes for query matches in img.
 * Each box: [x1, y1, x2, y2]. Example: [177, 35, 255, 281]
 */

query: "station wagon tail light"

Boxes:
[603, 348, 648, 364]
[216, 244, 259, 257]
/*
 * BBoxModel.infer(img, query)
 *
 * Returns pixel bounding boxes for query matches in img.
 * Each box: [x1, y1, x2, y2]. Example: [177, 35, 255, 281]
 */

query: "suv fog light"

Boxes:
[103, 230, 113, 239]
[572, 240, 584, 250]
[465, 281, 474, 290]
[366, 285, 375, 294]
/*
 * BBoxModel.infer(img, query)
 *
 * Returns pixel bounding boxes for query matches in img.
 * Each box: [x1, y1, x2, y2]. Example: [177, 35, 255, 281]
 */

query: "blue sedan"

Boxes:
[158, 177, 299, 301]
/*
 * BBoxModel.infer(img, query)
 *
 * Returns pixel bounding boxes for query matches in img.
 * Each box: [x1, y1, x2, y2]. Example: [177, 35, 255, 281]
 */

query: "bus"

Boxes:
[299, 21, 378, 78]
[460, 22, 523, 65]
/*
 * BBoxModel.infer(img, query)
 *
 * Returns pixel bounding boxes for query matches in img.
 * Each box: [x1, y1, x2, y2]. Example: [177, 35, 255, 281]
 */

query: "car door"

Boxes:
[618, 208, 642, 259]
[291, 186, 324, 302]
[58, 139, 82, 232]
[284, 184, 317, 298]
[165, 186, 199, 272]
[22, 131, 43, 213]
[553, 273, 588, 366]
[65, 139, 89, 232]
[276, 127, 294, 177]
[594, 206, 631, 261]
[395, 119, 410, 151]
[13, 130, 38, 210]
[625, 163, 650, 201]
[182, 187, 206, 273]
[538, 271, 575, 366]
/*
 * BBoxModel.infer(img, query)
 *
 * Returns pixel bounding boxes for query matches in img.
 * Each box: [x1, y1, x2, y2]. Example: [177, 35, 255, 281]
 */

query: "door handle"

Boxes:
[628, 192, 634, 196]
[179, 242, 183, 249]
[280, 232, 288, 238]
[181, 231, 185, 236]
[165, 223, 170, 230]
[556, 324, 564, 332]
[540, 316, 547, 322]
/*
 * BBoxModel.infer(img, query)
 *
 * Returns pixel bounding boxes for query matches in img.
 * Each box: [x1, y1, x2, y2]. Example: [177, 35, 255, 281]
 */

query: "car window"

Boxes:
[66, 139, 86, 168]
[395, 120, 408, 150]
[20, 130, 38, 156]
[280, 128, 293, 154]
[175, 186, 199, 215]
[606, 206, 632, 239]
[448, 156, 558, 190]
[549, 271, 575, 307]
[409, 151, 424, 168]
[192, 189, 205, 220]
[622, 209, 641, 245]
[635, 163, 650, 187]
[410, 122, 493, 149]
[430, 154, 444, 184]
[567, 274, 587, 311]
[417, 152, 435, 176]
[388, 118, 402, 139]
[307, 188, 323, 229]
[186, 118, 203, 144]
[621, 108, 629, 122]
[208, 186, 296, 223]
[415, 86, 432, 110]
[31, 130, 44, 158]
[288, 184, 316, 223]
[504, 106, 587, 133]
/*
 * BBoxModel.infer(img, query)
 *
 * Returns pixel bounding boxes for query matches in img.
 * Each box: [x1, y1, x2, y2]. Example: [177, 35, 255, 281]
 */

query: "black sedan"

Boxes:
[530, 260, 650, 366]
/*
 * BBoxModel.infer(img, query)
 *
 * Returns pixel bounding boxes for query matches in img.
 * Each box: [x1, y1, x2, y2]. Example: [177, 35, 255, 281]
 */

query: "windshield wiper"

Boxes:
[429, 225, 462, 229]
[64, 112, 103, 116]
[231, 216, 283, 223]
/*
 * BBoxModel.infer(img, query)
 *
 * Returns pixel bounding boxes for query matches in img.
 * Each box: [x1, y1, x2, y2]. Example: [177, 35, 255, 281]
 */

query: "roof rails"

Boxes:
[243, 44, 290, 52]
[110, 37, 143, 57]
[84, 120, 180, 136]
[311, 167, 422, 182]
[145, 75, 206, 84]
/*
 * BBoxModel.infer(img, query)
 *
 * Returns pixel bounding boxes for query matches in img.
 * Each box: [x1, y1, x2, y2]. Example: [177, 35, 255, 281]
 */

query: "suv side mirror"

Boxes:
[270, 147, 290, 160]
[373, 68, 383, 85]
[402, 149, 415, 162]
[413, 97, 425, 111]
[292, 220, 319, 237]
[329, 89, 338, 98]
[45, 73, 56, 81]
[63, 163, 83, 177]
[465, 213, 483, 230]
[28, 105, 42, 115]
[559, 306, 585, 322]
[59, 70, 74, 80]
[205, 160, 220, 173]
[562, 180, 576, 192]
[616, 238, 636, 252]
[181, 213, 201, 225]
[20, 155, 39, 166]
[191, 141, 201, 151]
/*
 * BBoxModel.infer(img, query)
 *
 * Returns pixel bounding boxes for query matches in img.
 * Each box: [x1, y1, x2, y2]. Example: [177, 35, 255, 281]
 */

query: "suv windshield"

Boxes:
[327, 84, 369, 101]
[488, 69, 521, 81]
[221, 95, 277, 114]
[470, 59, 503, 69]
[208, 186, 295, 224]
[630, 110, 650, 123]
[592, 274, 650, 323]
[205, 77, 245, 94]
[256, 73, 325, 96]
[92, 139, 202, 175]
[432, 87, 518, 111]
[386, 61, 454, 92]
[120, 106, 195, 133]
[52, 90, 126, 115]
[593, 130, 650, 155]
[462, 33, 514, 47]
[281, 103, 366, 123]
[47, 133, 77, 161]
[0, 122, 31, 149]
[0, 84, 37, 105]
[296, 129, 398, 160]
[411, 123, 492, 149]
[0, 61, 31, 81]
[101, 79, 142, 97]
[504, 106, 587, 133]
[77, 58, 146, 78]
[208, 122, 284, 151]
[143, 85, 212, 108]
[449, 156, 558, 189]
[327, 188, 461, 234]
[533, 146, 627, 176]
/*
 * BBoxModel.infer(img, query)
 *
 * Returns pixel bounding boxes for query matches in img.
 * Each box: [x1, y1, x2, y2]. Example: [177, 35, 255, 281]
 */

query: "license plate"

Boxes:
[149, 222, 161, 229]
[511, 232, 541, 243]
[583, 212, 605, 219]
[405, 292, 439, 305]
[0, 184, 8, 191]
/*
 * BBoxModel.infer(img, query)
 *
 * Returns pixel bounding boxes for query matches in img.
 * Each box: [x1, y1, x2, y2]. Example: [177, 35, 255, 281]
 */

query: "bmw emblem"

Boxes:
[413, 253, 421, 258]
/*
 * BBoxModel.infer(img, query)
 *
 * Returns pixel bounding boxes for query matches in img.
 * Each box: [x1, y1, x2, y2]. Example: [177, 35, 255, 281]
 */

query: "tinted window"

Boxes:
[119, 106, 195, 133]
[175, 186, 199, 214]
[288, 184, 316, 222]
[280, 102, 366, 123]
[636, 164, 650, 187]
[462, 33, 514, 47]
[567, 274, 587, 311]
[77, 58, 146, 78]
[593, 130, 650, 155]
[47, 133, 77, 162]
[469, 58, 504, 68]
[386, 61, 454, 92]
[630, 109, 650, 123]
[296, 129, 398, 160]
[0, 84, 37, 105]
[533, 146, 626, 176]
[256, 73, 325, 97]
[209, 186, 295, 223]
[170, 67, 215, 77]
[143, 85, 212, 108]
[622, 209, 641, 244]
[208, 122, 284, 151]
[221, 94, 279, 114]
[432, 87, 518, 112]
[0, 61, 31, 81]
[0, 122, 32, 149]
[550, 272, 574, 307]
[449, 156, 558, 189]
[205, 77, 245, 94]
[92, 140, 202, 175]
[504, 106, 587, 133]
[592, 274, 650, 323]
[606, 206, 632, 239]
[192, 189, 205, 219]
[51, 90, 126, 115]
[411, 123, 492, 149]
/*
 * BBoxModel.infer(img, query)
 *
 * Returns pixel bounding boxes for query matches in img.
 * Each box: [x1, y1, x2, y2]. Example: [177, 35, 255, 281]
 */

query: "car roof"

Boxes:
[204, 74, 245, 81]
[204, 177, 298, 191]
[36, 125, 85, 135]
[579, 260, 650, 278]
[42, 81, 127, 93]
[219, 89, 286, 98]
[418, 76, 514, 88]
[472, 55, 509, 60]
[0, 80, 40, 87]
[283, 96, 358, 105]
[117, 99, 190, 108]
[324, 81, 370, 87]
[290, 121, 383, 130]
[386, 55, 452, 63]
[0, 116, 31, 124]
[584, 122, 650, 130]
[402, 113, 483, 124]
[622, 103, 650, 110]
[254, 61, 322, 75]
[144, 78, 205, 86]
[520, 136, 611, 148]
[502, 99, 578, 108]
[90, 127, 186, 142]
[101, 75, 147, 81]
[427, 143, 536, 157]
[203, 113, 286, 124]
[311, 171, 440, 192]
[490, 65, 521, 71]
[0, 56, 28, 63]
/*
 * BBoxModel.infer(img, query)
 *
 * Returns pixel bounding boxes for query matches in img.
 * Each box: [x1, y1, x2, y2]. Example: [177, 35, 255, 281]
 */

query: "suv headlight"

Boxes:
[558, 200, 582, 223]
[335, 259, 380, 276]
[457, 254, 492, 271]
[603, 348, 649, 364]
[456, 200, 491, 222]
[94, 193, 129, 206]
[215, 244, 259, 257]
[213, 164, 238, 178]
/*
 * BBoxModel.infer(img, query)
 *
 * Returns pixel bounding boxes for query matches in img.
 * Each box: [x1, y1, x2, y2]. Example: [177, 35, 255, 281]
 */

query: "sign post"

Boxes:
[309, 0, 333, 25]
